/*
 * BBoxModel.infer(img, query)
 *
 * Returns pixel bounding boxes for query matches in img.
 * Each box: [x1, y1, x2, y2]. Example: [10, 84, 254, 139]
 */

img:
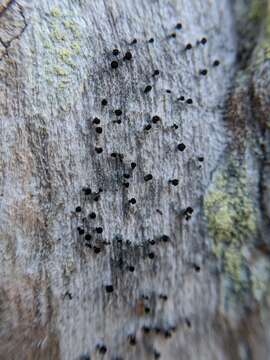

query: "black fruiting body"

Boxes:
[177, 143, 186, 151]
[105, 285, 114, 293]
[112, 49, 120, 56]
[124, 51, 132, 60]
[111, 60, 118, 69]
[144, 174, 153, 181]
[144, 85, 152, 93]
[115, 109, 122, 116]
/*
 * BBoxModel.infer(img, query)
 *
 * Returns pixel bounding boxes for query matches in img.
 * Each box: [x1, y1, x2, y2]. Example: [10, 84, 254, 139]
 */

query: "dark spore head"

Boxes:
[111, 60, 119, 69]
[176, 23, 182, 30]
[144, 174, 153, 182]
[97, 344, 107, 354]
[177, 143, 186, 152]
[152, 115, 161, 123]
[185, 318, 191, 328]
[148, 252, 155, 259]
[148, 38, 154, 43]
[213, 59, 220, 67]
[123, 182, 130, 188]
[124, 51, 132, 60]
[131, 162, 137, 169]
[154, 350, 161, 359]
[170, 179, 179, 186]
[193, 264, 201, 272]
[89, 212, 96, 219]
[131, 38, 137, 44]
[159, 293, 168, 300]
[161, 235, 170, 242]
[105, 285, 114, 293]
[144, 306, 151, 314]
[166, 89, 172, 93]
[144, 85, 152, 93]
[201, 37, 207, 45]
[178, 96, 185, 101]
[96, 227, 103, 234]
[113, 48, 120, 56]
[128, 334, 136, 346]
[185, 206, 194, 214]
[115, 109, 122, 116]
[185, 43, 192, 50]
[94, 194, 100, 201]
[83, 187, 91, 195]
[129, 198, 136, 204]
[75, 206, 82, 213]
[123, 173, 130, 179]
[164, 330, 172, 338]
[198, 156, 204, 162]
[95, 127, 103, 134]
[186, 98, 193, 104]
[93, 117, 100, 125]
[153, 69, 160, 76]
[200, 69, 208, 76]
[94, 246, 101, 253]
[144, 124, 152, 131]
[101, 99, 108, 106]
[170, 32, 176, 38]
[142, 326, 150, 334]
[77, 227, 85, 235]
[85, 234, 92, 241]
[128, 265, 135, 272]
[95, 147, 103, 154]
[149, 239, 155, 245]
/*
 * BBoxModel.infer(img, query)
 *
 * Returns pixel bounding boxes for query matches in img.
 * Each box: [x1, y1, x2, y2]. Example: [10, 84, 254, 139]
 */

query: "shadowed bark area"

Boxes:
[0, 1, 269, 359]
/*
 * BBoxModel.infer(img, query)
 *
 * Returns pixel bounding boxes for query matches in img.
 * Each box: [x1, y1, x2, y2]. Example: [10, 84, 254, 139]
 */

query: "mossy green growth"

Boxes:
[205, 165, 256, 292]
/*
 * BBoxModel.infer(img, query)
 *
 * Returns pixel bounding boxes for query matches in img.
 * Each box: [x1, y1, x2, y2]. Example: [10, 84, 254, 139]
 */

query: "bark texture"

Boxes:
[0, 0, 269, 359]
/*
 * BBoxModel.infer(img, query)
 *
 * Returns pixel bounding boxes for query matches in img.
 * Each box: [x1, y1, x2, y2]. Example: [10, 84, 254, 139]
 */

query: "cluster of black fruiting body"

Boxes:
[73, 13, 222, 357]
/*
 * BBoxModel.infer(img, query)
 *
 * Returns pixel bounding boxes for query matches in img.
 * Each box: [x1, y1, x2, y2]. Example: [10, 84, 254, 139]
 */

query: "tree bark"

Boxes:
[0, 0, 270, 359]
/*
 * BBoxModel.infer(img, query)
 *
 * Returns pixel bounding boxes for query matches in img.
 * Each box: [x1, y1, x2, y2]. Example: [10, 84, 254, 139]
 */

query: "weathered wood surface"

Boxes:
[0, 0, 270, 359]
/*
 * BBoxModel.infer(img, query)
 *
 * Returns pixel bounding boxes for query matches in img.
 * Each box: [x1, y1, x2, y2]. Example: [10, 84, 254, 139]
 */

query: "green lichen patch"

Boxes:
[205, 164, 256, 294]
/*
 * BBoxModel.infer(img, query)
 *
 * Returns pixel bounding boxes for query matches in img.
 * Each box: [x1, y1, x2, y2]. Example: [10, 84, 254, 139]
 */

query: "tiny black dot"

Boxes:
[142, 326, 150, 333]
[94, 246, 101, 254]
[148, 252, 155, 259]
[113, 49, 120, 56]
[176, 23, 182, 30]
[77, 227, 85, 235]
[101, 99, 108, 106]
[123, 173, 130, 179]
[131, 38, 137, 44]
[185, 43, 192, 50]
[154, 350, 161, 359]
[149, 239, 155, 245]
[144, 306, 150, 314]
[129, 198, 136, 204]
[115, 109, 122, 116]
[89, 212, 96, 219]
[93, 117, 100, 125]
[213, 59, 220, 67]
[111, 60, 119, 69]
[177, 143, 186, 151]
[153, 69, 160, 76]
[131, 162, 136, 169]
[161, 235, 170, 242]
[148, 38, 154, 43]
[83, 187, 92, 195]
[164, 330, 172, 338]
[159, 294, 168, 300]
[166, 89, 172, 93]
[186, 98, 193, 104]
[95, 147, 103, 154]
[144, 124, 152, 131]
[144, 174, 153, 181]
[128, 265, 135, 272]
[201, 37, 207, 45]
[200, 69, 208, 76]
[170, 179, 179, 186]
[170, 32, 176, 38]
[198, 156, 204, 162]
[185, 206, 194, 214]
[85, 234, 92, 241]
[79, 354, 91, 360]
[96, 227, 103, 234]
[95, 127, 103, 134]
[93, 194, 100, 201]
[185, 318, 191, 328]
[178, 96, 185, 101]
[123, 182, 129, 188]
[144, 85, 152, 93]
[98, 345, 107, 354]
[76, 206, 82, 212]
[172, 124, 178, 129]
[124, 51, 132, 60]
[194, 264, 201, 272]
[111, 152, 117, 158]
[105, 285, 114, 293]
[128, 335, 136, 346]
[152, 115, 161, 123]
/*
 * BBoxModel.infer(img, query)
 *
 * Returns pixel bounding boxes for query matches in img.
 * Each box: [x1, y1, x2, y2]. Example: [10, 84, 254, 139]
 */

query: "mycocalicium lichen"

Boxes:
[205, 163, 257, 294]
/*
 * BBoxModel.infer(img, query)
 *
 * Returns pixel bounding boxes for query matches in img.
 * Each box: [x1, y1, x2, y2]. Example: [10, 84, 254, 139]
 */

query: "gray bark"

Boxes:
[0, 0, 270, 359]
